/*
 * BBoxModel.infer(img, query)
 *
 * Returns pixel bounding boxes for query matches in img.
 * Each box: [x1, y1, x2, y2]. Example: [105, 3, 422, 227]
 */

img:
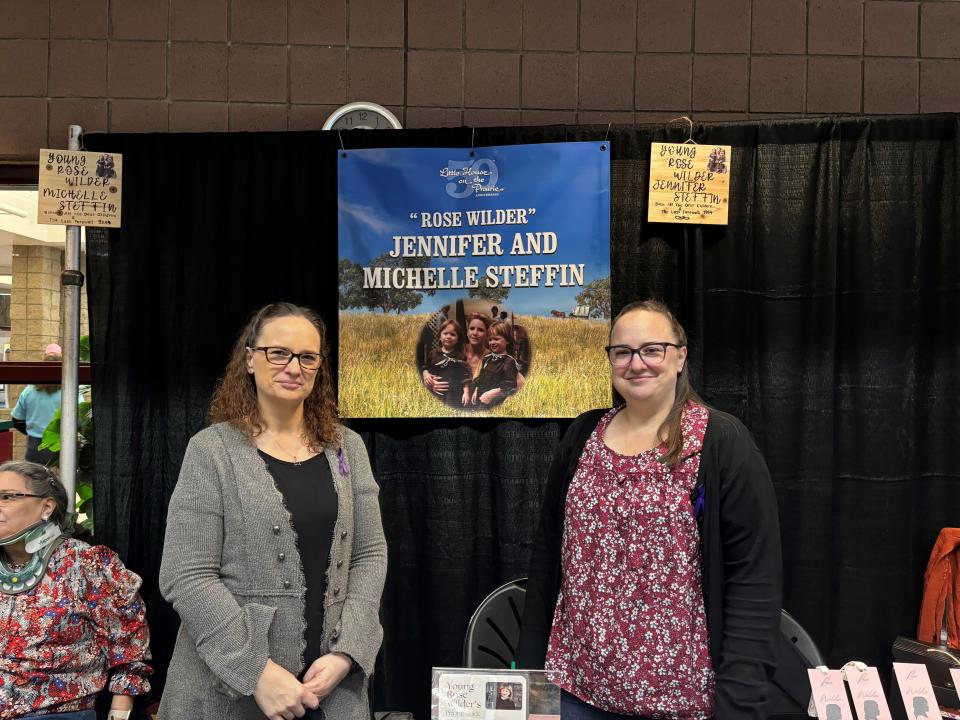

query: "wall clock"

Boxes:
[323, 102, 402, 130]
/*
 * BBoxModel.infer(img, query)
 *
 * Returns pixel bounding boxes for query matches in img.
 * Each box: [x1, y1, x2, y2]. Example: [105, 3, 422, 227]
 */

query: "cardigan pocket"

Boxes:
[198, 600, 277, 696]
[324, 596, 346, 611]
[214, 679, 242, 700]
[211, 684, 265, 720]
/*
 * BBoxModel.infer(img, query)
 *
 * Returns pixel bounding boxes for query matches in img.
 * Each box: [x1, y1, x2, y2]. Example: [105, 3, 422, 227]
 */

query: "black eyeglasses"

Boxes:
[0, 492, 46, 506]
[249, 346, 322, 370]
[605, 342, 684, 368]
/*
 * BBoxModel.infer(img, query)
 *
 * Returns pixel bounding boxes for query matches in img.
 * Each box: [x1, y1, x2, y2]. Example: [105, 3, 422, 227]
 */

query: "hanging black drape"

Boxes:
[85, 116, 959, 719]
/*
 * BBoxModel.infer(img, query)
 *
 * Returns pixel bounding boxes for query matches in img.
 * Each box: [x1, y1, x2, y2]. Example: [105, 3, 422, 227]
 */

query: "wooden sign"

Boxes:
[648, 142, 730, 225]
[37, 149, 122, 227]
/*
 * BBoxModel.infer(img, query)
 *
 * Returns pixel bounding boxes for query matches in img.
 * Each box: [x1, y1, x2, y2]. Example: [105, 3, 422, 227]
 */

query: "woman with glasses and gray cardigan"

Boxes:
[159, 302, 387, 720]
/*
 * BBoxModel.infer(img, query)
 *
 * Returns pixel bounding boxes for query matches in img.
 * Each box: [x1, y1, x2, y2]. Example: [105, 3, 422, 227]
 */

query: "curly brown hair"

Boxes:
[208, 302, 340, 450]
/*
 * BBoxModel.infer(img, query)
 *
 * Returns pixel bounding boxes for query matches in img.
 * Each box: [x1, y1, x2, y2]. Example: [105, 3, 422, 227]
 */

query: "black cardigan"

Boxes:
[517, 407, 783, 720]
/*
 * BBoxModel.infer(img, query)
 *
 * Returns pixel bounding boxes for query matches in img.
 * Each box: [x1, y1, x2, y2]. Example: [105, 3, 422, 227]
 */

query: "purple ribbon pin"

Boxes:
[693, 484, 705, 518]
[336, 447, 349, 475]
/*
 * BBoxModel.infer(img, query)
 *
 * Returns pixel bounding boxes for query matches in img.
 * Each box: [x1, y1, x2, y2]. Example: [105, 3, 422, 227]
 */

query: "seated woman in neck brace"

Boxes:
[0, 461, 152, 720]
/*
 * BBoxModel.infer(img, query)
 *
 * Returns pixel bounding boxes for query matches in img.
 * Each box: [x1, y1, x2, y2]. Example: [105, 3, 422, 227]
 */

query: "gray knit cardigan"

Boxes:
[157, 422, 387, 720]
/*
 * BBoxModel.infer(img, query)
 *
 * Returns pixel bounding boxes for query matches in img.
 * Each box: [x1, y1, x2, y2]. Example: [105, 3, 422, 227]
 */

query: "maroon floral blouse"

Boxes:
[0, 538, 151, 718]
[545, 401, 715, 718]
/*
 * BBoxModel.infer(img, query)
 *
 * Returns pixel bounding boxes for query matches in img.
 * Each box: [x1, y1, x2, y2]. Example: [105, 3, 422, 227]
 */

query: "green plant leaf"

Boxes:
[39, 409, 63, 452]
[76, 495, 94, 533]
[79, 335, 90, 362]
[40, 426, 62, 453]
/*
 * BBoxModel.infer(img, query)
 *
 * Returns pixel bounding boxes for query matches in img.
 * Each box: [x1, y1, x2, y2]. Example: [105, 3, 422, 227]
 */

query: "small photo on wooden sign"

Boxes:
[647, 142, 730, 225]
[436, 672, 528, 720]
[37, 149, 122, 228]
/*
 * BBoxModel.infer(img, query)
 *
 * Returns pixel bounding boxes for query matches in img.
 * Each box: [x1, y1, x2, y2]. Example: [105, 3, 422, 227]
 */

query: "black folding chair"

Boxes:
[769, 609, 826, 719]
[780, 608, 826, 667]
[462, 578, 527, 668]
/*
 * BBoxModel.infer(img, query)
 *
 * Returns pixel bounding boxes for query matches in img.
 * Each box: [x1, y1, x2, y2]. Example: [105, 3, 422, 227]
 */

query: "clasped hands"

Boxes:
[254, 653, 352, 720]
[422, 371, 497, 406]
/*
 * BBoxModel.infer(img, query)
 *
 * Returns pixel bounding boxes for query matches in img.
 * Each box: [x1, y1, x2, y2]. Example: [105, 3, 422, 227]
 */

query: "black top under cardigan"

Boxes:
[259, 451, 338, 674]
[517, 407, 784, 720]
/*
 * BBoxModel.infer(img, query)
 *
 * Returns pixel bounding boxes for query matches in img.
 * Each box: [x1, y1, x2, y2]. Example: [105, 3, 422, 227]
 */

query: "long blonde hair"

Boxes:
[208, 302, 340, 450]
[610, 299, 704, 466]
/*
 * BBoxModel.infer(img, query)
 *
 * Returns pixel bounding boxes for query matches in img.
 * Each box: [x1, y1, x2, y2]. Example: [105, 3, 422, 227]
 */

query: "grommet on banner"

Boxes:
[601, 122, 611, 152]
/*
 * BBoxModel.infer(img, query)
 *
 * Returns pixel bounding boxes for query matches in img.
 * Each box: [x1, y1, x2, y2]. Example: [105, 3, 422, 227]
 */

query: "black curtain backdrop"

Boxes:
[85, 116, 959, 719]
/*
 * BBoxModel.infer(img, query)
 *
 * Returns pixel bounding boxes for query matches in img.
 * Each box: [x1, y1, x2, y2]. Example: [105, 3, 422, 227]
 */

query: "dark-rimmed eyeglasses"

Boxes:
[249, 346, 322, 370]
[605, 342, 684, 368]
[0, 492, 46, 505]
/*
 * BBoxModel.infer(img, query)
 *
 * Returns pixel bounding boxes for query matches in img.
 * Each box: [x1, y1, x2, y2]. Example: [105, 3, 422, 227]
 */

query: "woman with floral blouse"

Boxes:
[518, 300, 782, 720]
[0, 461, 151, 719]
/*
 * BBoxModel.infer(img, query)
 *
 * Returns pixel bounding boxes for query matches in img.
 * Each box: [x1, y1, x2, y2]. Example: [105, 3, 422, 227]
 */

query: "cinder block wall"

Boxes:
[1, 0, 959, 160]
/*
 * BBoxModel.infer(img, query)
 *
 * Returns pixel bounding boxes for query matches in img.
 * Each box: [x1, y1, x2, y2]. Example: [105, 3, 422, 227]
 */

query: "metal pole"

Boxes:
[60, 124, 83, 514]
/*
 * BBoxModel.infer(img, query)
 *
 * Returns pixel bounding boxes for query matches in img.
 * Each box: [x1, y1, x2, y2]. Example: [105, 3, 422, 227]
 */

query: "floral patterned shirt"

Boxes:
[0, 538, 151, 718]
[546, 401, 715, 718]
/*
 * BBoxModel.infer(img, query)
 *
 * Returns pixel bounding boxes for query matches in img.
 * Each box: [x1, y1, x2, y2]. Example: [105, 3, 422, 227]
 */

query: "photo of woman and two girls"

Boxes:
[417, 300, 532, 410]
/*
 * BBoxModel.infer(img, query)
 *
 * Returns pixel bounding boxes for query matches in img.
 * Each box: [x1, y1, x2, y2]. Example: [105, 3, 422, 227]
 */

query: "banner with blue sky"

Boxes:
[338, 141, 610, 418]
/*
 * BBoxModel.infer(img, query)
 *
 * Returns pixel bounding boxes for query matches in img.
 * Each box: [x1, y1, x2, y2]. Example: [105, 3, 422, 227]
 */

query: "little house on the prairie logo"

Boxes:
[441, 157, 505, 198]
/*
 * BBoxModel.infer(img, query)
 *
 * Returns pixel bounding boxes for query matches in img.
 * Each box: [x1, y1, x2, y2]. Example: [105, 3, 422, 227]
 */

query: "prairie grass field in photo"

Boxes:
[339, 312, 611, 418]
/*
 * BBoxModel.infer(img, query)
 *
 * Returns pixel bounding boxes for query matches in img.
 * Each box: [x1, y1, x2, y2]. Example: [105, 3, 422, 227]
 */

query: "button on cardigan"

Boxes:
[157, 422, 387, 720]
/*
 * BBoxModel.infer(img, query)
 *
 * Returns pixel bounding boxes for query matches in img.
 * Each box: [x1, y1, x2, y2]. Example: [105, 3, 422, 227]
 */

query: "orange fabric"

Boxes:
[917, 527, 960, 649]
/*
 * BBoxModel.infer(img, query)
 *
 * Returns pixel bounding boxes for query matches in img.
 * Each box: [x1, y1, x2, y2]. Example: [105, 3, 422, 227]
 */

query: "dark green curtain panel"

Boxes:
[85, 115, 959, 718]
